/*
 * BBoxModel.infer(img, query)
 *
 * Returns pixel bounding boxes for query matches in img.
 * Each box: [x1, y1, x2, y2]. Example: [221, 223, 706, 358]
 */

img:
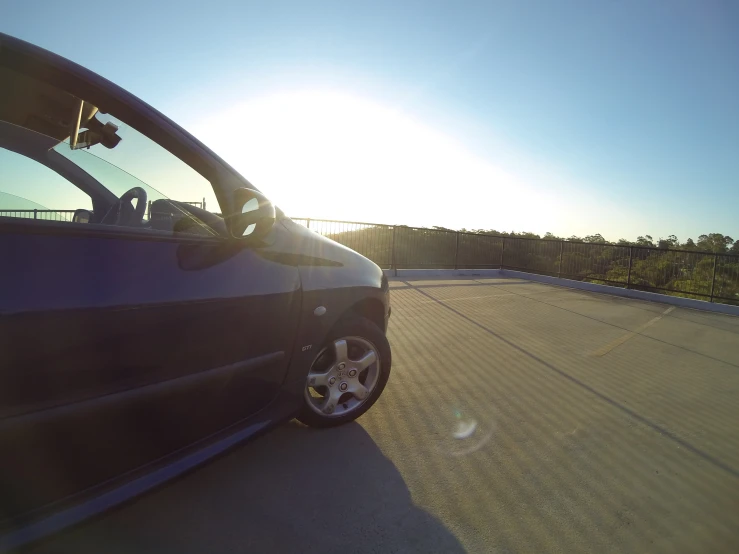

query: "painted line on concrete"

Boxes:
[590, 306, 675, 357]
[398, 289, 555, 306]
[384, 269, 739, 316]
[492, 279, 739, 370]
[405, 283, 739, 480]
[501, 270, 739, 317]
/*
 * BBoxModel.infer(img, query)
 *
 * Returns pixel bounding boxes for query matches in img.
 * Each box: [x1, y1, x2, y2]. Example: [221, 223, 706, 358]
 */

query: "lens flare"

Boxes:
[441, 406, 494, 457]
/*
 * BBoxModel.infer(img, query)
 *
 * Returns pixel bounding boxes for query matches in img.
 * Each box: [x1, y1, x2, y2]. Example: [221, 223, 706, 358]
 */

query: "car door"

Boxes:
[0, 127, 300, 524]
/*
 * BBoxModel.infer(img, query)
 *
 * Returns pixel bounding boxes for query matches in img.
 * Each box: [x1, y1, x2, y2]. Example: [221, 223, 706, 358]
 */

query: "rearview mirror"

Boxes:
[229, 188, 276, 239]
[69, 100, 121, 150]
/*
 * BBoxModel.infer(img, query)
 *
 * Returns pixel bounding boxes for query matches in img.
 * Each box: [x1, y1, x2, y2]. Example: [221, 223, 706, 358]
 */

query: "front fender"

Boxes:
[278, 218, 390, 385]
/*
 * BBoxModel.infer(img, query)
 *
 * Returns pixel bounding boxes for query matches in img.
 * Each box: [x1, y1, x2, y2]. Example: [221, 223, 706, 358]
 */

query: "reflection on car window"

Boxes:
[54, 142, 219, 236]
[66, 113, 218, 213]
[0, 146, 92, 222]
[0, 67, 221, 236]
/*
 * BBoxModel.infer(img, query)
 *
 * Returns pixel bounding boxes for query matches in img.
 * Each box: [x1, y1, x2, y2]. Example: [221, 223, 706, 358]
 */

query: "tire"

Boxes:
[297, 316, 391, 428]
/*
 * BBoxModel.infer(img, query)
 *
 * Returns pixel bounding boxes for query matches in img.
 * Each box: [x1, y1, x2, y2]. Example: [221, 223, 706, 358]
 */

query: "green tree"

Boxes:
[697, 233, 734, 253]
[584, 233, 607, 243]
[657, 235, 678, 249]
[635, 235, 655, 247]
[467, 228, 502, 235]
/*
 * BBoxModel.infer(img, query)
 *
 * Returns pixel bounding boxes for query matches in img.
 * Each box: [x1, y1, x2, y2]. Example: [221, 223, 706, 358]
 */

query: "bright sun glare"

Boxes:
[191, 91, 620, 234]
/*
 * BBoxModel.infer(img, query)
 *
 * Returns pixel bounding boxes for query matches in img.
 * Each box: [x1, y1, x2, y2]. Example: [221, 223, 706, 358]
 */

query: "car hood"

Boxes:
[278, 218, 384, 292]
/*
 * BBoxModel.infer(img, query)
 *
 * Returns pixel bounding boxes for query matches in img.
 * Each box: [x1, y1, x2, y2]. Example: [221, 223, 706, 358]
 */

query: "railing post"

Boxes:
[391, 226, 397, 277]
[626, 247, 633, 289]
[558, 241, 564, 278]
[306, 218, 311, 230]
[500, 238, 505, 269]
[203, 197, 206, 211]
[454, 231, 460, 270]
[33, 209, 37, 220]
[147, 200, 152, 220]
[710, 254, 718, 303]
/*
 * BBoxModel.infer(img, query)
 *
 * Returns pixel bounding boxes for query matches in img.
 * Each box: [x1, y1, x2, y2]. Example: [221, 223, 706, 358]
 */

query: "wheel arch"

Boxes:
[346, 297, 386, 332]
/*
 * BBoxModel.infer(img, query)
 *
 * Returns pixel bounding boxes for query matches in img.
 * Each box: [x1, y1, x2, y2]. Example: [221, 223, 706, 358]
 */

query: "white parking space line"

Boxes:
[590, 306, 676, 357]
[406, 288, 555, 306]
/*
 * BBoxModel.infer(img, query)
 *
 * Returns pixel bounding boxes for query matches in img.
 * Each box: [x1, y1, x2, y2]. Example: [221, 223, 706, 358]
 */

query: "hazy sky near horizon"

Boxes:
[3, 0, 738, 242]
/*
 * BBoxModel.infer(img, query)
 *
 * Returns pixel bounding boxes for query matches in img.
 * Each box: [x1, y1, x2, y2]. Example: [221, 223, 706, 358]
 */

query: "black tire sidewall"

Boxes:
[297, 316, 391, 428]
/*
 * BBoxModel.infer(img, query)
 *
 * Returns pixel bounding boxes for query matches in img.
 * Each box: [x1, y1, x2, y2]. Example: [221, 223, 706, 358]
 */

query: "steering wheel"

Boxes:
[101, 187, 148, 226]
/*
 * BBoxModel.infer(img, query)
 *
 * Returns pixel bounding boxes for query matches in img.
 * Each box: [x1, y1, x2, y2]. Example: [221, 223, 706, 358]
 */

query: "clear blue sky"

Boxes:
[3, 0, 738, 242]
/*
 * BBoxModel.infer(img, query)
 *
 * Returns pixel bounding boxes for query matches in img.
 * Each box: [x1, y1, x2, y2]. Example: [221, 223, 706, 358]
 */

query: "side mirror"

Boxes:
[229, 188, 276, 239]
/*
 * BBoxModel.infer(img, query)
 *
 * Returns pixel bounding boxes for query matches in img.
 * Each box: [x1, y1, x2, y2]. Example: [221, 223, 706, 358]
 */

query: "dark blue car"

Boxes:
[0, 33, 391, 550]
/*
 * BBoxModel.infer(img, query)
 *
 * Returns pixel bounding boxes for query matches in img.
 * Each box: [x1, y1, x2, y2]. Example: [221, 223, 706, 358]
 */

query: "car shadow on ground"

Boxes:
[28, 421, 465, 554]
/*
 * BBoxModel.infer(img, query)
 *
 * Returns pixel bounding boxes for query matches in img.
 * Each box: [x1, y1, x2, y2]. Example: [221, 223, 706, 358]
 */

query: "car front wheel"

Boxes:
[297, 316, 391, 428]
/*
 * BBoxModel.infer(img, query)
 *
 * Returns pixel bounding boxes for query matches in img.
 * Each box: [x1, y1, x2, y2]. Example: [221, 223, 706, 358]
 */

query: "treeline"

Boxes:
[452, 228, 738, 255]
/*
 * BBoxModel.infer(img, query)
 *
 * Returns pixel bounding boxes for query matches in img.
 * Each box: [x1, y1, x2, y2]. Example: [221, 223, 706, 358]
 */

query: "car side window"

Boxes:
[0, 135, 214, 236]
[0, 146, 92, 222]
[52, 138, 217, 236]
[0, 67, 222, 237]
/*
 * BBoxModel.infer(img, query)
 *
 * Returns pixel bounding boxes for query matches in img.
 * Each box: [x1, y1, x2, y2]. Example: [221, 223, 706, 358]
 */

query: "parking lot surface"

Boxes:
[29, 278, 739, 553]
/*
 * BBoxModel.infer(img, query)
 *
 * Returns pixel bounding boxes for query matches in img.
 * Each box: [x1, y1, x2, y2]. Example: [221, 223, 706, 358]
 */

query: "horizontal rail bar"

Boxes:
[0, 210, 76, 213]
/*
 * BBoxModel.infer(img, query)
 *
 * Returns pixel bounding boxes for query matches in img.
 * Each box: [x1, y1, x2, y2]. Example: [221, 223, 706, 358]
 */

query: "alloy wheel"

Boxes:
[304, 336, 381, 417]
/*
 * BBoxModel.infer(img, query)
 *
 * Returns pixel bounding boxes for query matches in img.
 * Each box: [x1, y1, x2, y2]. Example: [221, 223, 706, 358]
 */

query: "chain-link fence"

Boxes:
[295, 218, 739, 306]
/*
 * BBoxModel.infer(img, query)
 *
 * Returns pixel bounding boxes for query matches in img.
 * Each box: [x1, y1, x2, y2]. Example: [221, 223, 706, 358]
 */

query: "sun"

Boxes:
[189, 90, 562, 231]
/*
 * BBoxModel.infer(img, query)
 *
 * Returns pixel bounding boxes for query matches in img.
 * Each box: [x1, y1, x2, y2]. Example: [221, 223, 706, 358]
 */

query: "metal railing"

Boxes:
[146, 199, 205, 219]
[3, 209, 736, 305]
[2, 200, 207, 222]
[0, 209, 75, 221]
[294, 218, 739, 306]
